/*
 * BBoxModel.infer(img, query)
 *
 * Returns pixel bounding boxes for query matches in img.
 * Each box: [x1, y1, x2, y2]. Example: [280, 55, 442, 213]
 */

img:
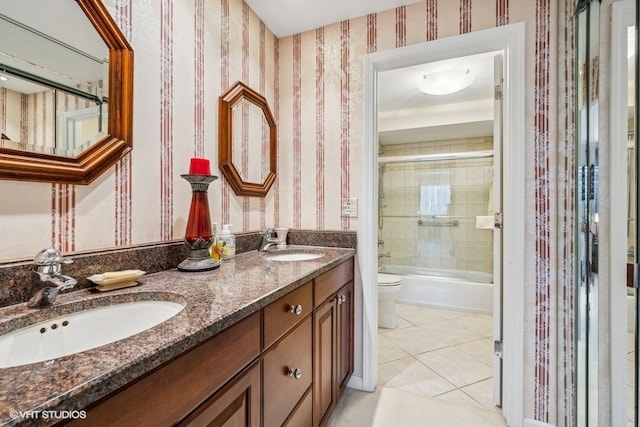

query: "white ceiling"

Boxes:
[378, 51, 499, 144]
[246, 0, 498, 145]
[244, 0, 424, 38]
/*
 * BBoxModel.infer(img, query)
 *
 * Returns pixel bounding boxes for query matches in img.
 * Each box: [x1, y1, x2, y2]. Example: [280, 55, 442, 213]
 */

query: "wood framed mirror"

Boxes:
[219, 81, 276, 197]
[0, 0, 133, 185]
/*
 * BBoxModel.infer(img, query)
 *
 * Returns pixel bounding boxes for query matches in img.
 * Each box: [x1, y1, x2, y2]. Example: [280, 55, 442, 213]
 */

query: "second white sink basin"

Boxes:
[264, 252, 323, 262]
[0, 300, 184, 368]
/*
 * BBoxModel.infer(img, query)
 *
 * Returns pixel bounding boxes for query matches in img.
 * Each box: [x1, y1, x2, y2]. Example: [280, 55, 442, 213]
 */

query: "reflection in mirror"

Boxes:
[231, 98, 271, 184]
[0, 0, 133, 184]
[219, 81, 276, 197]
[0, 2, 108, 157]
[574, 0, 600, 425]
[0, 72, 106, 157]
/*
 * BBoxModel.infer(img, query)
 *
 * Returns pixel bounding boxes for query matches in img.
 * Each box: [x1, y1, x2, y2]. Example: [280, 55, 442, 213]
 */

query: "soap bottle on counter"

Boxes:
[210, 222, 223, 261]
[218, 224, 236, 260]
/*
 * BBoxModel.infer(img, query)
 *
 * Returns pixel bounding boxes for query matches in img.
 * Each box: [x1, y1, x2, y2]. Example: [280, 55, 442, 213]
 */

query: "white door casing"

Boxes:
[610, 1, 634, 425]
[493, 52, 504, 407]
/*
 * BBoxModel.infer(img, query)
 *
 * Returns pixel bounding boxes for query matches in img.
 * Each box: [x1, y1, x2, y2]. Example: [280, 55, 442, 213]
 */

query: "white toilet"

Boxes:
[378, 273, 403, 328]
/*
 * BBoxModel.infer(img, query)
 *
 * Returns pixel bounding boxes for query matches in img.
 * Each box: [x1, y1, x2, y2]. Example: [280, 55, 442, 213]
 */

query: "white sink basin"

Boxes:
[0, 300, 184, 368]
[264, 252, 323, 262]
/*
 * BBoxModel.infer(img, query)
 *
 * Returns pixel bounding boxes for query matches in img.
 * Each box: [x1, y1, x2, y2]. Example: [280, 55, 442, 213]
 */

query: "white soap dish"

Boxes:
[88, 269, 146, 287]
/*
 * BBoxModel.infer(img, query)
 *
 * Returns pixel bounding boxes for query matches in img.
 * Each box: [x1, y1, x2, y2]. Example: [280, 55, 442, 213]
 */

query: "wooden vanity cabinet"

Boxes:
[64, 257, 353, 427]
[66, 312, 261, 427]
[313, 259, 354, 426]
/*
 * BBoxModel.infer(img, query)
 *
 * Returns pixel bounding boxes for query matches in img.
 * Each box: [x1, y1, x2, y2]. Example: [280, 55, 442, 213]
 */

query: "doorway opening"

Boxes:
[375, 50, 501, 412]
[359, 22, 525, 426]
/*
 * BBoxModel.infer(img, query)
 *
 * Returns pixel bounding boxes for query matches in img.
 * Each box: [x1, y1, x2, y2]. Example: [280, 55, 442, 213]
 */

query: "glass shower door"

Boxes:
[575, 0, 600, 425]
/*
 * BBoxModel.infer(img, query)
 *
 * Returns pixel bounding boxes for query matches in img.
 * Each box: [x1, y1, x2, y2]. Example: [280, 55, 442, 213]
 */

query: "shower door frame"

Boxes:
[610, 1, 635, 424]
[361, 22, 525, 426]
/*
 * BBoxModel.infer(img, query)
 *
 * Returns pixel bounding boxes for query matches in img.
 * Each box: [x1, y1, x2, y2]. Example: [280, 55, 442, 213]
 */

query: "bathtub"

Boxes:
[378, 265, 494, 314]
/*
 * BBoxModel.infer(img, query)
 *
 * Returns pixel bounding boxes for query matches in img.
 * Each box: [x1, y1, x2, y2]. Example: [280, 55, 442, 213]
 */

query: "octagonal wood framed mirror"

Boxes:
[219, 81, 277, 197]
[0, 0, 133, 184]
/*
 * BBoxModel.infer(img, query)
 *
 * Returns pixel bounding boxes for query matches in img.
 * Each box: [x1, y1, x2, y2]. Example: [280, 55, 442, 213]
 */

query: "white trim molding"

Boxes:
[610, 1, 634, 425]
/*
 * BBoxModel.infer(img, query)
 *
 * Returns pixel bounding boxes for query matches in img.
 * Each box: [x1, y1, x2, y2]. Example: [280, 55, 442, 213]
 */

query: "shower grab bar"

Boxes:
[417, 219, 459, 227]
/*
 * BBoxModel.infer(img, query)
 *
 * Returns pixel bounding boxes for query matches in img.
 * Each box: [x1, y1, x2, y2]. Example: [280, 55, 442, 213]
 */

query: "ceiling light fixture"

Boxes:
[417, 69, 474, 96]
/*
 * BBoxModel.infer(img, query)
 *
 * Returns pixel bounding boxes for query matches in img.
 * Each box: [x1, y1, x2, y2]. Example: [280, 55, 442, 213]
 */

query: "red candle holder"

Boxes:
[178, 173, 220, 272]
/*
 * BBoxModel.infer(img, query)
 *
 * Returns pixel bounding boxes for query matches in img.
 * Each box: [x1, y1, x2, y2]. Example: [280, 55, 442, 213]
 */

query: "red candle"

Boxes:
[189, 157, 210, 175]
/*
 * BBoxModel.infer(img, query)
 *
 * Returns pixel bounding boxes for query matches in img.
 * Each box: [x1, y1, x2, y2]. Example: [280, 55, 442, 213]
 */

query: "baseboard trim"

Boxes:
[524, 418, 555, 427]
[346, 375, 365, 391]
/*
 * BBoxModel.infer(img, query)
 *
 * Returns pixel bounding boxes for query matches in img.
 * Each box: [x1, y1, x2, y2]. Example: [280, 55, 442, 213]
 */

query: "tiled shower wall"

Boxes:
[379, 137, 494, 274]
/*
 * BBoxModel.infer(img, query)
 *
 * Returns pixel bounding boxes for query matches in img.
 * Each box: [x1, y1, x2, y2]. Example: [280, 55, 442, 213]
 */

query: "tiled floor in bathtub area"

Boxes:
[329, 303, 506, 427]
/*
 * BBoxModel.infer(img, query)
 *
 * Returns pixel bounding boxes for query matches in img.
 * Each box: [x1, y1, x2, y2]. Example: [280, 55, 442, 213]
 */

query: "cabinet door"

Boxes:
[313, 296, 337, 426]
[336, 281, 354, 393]
[284, 388, 313, 427]
[178, 360, 261, 427]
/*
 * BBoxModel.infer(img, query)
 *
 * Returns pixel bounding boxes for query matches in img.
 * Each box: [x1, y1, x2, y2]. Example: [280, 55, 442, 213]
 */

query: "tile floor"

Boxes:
[328, 303, 506, 427]
[629, 331, 635, 426]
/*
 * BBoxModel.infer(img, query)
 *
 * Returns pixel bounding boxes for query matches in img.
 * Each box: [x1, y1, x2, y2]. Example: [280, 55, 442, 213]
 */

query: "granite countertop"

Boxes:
[0, 246, 354, 426]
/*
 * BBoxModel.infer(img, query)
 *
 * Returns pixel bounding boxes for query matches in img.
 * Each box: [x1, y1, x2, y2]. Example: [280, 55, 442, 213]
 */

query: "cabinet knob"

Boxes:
[336, 295, 347, 305]
[289, 304, 303, 315]
[287, 368, 302, 379]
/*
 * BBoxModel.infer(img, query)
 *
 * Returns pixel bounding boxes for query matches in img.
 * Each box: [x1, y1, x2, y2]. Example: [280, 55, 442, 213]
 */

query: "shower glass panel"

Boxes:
[574, 0, 600, 424]
[378, 138, 494, 281]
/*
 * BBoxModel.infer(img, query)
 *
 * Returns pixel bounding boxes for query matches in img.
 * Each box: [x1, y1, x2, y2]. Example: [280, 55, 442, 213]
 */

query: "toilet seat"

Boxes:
[377, 273, 402, 287]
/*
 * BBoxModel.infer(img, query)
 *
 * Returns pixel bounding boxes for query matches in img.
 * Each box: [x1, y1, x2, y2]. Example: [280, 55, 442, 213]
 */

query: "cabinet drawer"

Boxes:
[263, 281, 312, 348]
[263, 316, 312, 427]
[70, 312, 261, 427]
[314, 258, 354, 307]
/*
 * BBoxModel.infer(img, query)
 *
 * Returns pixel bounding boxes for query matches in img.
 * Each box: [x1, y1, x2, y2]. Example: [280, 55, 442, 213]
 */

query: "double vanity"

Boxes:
[0, 245, 354, 426]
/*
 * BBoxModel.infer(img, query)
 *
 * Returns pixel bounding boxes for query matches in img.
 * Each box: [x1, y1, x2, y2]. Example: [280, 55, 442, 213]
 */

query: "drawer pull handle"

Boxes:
[288, 368, 302, 379]
[289, 304, 303, 315]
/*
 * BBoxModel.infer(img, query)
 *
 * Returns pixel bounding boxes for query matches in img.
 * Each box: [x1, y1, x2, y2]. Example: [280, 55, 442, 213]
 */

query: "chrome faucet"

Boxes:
[27, 247, 77, 308]
[259, 227, 281, 252]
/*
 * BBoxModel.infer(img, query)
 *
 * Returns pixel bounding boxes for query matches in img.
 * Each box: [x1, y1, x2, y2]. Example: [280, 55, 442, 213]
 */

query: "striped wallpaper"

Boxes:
[0, 0, 572, 423]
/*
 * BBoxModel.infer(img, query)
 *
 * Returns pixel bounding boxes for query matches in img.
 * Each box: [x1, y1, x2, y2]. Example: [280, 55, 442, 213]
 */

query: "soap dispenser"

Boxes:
[218, 224, 236, 260]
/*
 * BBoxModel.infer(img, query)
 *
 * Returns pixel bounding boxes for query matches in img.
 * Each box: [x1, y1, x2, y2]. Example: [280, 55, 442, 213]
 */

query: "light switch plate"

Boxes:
[342, 198, 358, 218]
